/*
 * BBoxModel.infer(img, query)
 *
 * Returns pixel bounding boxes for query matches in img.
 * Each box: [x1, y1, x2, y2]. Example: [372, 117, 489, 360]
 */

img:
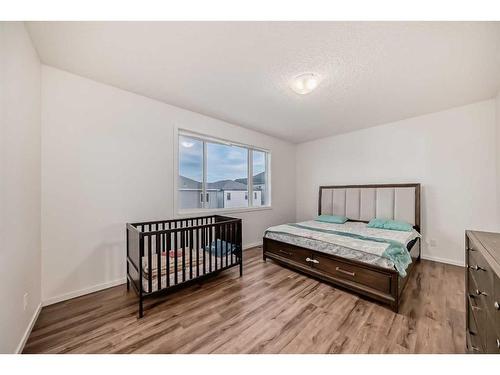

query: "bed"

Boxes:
[262, 183, 421, 312]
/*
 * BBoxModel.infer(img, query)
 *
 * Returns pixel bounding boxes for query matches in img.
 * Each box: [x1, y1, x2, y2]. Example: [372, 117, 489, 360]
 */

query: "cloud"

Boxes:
[179, 137, 266, 182]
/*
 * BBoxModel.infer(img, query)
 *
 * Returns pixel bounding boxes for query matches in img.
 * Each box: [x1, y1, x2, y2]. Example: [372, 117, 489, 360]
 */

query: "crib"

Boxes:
[126, 215, 242, 317]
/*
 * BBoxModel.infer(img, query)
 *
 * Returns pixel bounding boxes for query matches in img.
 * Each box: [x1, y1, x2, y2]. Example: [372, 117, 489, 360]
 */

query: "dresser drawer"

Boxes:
[494, 274, 500, 335]
[468, 271, 489, 313]
[467, 297, 485, 353]
[486, 327, 500, 353]
[265, 241, 312, 267]
[486, 277, 500, 354]
[468, 236, 481, 253]
[465, 231, 500, 354]
[311, 253, 392, 294]
[469, 248, 494, 298]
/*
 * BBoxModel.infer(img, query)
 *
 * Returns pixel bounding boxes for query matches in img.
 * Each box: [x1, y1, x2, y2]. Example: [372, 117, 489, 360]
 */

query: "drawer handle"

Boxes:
[497, 338, 500, 349]
[475, 289, 488, 297]
[279, 249, 292, 256]
[470, 264, 485, 271]
[305, 257, 319, 264]
[335, 267, 355, 277]
[471, 305, 482, 311]
[494, 301, 499, 310]
[471, 346, 480, 352]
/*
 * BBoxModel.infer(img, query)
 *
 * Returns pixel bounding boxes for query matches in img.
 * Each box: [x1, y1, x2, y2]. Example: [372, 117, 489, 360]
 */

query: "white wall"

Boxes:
[0, 23, 41, 353]
[41, 66, 296, 304]
[296, 100, 498, 266]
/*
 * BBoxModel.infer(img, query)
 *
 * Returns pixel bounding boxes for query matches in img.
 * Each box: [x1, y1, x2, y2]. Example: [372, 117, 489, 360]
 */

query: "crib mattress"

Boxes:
[141, 248, 236, 293]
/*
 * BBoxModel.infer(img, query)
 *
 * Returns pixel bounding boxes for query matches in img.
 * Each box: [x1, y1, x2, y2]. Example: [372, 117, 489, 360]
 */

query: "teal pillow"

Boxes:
[367, 218, 412, 232]
[367, 218, 387, 229]
[315, 214, 348, 224]
[383, 219, 413, 232]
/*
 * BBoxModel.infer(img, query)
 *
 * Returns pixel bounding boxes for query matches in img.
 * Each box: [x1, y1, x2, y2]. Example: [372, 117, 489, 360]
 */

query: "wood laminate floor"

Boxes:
[23, 247, 465, 354]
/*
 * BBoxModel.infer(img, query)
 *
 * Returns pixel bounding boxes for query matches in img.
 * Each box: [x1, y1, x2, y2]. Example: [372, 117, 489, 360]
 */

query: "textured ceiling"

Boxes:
[27, 21, 500, 143]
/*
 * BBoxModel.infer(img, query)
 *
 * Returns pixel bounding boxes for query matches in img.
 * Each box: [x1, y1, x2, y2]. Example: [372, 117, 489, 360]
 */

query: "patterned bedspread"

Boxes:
[264, 220, 420, 275]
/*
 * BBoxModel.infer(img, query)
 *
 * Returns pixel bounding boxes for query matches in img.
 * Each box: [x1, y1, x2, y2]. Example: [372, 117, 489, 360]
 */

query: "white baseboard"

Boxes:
[16, 302, 42, 354]
[41, 244, 261, 307]
[40, 241, 261, 309]
[243, 241, 262, 250]
[42, 277, 127, 307]
[421, 254, 464, 267]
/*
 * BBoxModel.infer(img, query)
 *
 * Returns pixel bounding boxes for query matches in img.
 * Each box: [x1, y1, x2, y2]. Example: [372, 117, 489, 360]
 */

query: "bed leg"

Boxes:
[126, 278, 130, 291]
[239, 258, 243, 277]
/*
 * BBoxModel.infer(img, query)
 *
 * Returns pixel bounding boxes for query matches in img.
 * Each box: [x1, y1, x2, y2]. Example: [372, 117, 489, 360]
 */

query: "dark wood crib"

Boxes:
[126, 215, 242, 317]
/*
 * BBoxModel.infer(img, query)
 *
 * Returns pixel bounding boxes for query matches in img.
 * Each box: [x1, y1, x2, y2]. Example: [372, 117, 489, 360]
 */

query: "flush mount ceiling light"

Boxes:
[291, 73, 320, 95]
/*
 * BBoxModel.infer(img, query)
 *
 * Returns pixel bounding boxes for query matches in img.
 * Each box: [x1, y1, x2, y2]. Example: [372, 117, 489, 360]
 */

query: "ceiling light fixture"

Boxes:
[291, 73, 320, 95]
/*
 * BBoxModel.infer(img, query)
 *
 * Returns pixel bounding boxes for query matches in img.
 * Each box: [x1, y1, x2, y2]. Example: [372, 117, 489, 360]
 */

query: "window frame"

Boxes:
[174, 128, 272, 215]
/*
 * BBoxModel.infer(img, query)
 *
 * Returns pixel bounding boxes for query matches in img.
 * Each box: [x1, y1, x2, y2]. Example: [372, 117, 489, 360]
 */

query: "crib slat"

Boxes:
[221, 224, 224, 268]
[215, 224, 219, 271]
[162, 223, 166, 264]
[225, 223, 228, 268]
[202, 225, 206, 275]
[189, 227, 193, 280]
[166, 231, 170, 288]
[155, 233, 160, 290]
[228, 222, 231, 266]
[182, 228, 186, 282]
[231, 223, 237, 264]
[147, 235, 152, 293]
[174, 225, 178, 285]
[209, 224, 213, 272]
[196, 224, 200, 278]
[232, 222, 236, 265]
[221, 223, 225, 268]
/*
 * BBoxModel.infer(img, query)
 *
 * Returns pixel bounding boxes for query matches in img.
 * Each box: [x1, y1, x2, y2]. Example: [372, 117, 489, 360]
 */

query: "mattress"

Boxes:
[264, 220, 420, 274]
[141, 247, 235, 293]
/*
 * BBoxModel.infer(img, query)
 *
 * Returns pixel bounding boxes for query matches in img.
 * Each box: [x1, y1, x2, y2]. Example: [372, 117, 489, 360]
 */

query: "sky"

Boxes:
[179, 136, 265, 183]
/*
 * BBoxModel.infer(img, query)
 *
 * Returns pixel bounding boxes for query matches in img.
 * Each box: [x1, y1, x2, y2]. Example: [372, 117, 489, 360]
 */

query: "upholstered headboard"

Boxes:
[318, 183, 421, 231]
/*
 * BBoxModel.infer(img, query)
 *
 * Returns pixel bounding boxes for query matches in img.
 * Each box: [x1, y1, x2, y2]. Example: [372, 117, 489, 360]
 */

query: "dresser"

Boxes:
[465, 230, 500, 354]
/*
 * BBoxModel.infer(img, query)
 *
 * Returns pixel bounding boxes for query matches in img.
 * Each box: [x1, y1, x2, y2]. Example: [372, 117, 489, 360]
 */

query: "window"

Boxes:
[178, 136, 203, 210]
[178, 132, 270, 211]
[252, 150, 268, 207]
[207, 142, 248, 209]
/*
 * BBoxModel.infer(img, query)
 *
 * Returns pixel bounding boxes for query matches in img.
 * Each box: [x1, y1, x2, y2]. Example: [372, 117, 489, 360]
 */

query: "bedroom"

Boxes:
[1, 1, 500, 370]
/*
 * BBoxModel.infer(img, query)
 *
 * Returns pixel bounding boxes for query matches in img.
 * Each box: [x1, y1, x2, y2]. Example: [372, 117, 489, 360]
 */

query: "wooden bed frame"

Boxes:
[263, 183, 421, 312]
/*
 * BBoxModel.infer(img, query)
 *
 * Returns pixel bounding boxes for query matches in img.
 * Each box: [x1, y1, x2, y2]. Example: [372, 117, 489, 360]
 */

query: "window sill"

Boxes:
[177, 206, 272, 217]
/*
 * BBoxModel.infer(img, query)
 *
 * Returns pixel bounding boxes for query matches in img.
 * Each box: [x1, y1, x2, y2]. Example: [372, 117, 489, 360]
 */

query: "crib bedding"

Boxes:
[142, 249, 203, 280]
[264, 220, 420, 276]
[141, 247, 235, 293]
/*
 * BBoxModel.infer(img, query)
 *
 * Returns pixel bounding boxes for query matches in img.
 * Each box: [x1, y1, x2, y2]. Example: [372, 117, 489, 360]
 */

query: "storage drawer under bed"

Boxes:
[264, 240, 312, 267]
[263, 238, 395, 296]
[311, 253, 392, 294]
